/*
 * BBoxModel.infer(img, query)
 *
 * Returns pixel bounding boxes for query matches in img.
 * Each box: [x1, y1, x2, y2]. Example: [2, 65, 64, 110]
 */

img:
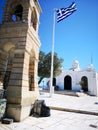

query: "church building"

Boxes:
[56, 60, 98, 96]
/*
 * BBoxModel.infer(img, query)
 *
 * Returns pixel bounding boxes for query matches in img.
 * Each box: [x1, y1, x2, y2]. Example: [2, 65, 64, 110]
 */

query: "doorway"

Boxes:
[64, 75, 72, 90]
[81, 76, 88, 91]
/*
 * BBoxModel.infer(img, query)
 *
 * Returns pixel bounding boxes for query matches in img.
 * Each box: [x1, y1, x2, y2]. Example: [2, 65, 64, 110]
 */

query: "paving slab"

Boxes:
[1, 92, 98, 130]
[0, 110, 98, 130]
[39, 92, 98, 115]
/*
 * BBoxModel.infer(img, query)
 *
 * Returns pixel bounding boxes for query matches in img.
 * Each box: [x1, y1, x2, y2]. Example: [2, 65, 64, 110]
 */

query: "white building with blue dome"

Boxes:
[56, 60, 98, 96]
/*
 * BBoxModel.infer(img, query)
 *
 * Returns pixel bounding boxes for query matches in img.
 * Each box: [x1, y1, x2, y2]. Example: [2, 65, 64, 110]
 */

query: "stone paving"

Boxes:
[0, 110, 98, 130]
[39, 92, 98, 115]
[0, 92, 98, 130]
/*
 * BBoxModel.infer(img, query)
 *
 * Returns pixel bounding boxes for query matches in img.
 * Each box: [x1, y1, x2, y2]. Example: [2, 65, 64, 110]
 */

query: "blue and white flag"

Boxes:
[56, 2, 77, 22]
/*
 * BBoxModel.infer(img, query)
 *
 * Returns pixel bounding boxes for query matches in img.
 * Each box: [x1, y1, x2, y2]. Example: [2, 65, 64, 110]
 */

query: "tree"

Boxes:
[38, 51, 64, 84]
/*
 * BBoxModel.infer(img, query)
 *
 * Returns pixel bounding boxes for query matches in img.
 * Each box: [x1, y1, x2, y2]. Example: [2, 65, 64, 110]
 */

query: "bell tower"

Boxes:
[0, 0, 41, 121]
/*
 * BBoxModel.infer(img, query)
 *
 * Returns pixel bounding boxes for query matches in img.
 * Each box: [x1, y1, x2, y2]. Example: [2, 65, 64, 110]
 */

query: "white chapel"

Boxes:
[56, 60, 98, 96]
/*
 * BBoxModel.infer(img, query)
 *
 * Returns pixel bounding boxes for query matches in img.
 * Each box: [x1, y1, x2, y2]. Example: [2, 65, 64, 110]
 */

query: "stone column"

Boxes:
[6, 50, 30, 121]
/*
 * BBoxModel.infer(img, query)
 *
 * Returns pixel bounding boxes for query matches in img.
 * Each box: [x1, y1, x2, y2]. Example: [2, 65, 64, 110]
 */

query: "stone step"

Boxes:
[76, 92, 89, 97]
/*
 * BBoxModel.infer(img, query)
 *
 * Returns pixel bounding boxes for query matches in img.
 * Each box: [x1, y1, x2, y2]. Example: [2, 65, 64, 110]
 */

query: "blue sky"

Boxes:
[0, 0, 98, 71]
[38, 0, 98, 71]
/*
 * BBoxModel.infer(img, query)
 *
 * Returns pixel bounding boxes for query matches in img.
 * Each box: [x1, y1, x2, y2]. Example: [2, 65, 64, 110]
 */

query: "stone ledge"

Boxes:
[50, 106, 98, 116]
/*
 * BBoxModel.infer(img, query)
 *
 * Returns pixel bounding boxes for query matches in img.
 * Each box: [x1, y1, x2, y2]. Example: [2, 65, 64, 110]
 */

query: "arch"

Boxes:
[2, 42, 15, 53]
[31, 7, 37, 30]
[64, 75, 72, 90]
[81, 76, 88, 91]
[53, 78, 56, 86]
[12, 4, 23, 21]
[0, 42, 15, 71]
[0, 42, 15, 89]
[6, 2, 23, 22]
[29, 49, 36, 91]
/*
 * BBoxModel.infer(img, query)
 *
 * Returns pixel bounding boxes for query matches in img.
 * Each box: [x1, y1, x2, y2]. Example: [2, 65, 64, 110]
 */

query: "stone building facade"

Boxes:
[0, 0, 41, 121]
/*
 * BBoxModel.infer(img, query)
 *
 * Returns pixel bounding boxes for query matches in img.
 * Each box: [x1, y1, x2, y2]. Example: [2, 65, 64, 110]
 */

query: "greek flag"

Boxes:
[56, 2, 77, 22]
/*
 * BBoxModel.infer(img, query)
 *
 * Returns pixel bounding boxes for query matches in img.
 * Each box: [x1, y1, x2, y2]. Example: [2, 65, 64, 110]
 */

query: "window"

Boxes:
[31, 7, 37, 30]
[11, 4, 23, 22]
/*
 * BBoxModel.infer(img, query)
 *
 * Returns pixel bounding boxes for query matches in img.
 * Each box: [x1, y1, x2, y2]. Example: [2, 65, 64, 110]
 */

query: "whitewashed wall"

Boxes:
[56, 70, 98, 96]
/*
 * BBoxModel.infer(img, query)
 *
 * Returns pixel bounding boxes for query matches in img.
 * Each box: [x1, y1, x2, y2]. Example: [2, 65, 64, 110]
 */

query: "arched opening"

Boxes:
[11, 4, 23, 22]
[53, 78, 56, 86]
[64, 75, 72, 90]
[81, 76, 88, 92]
[29, 57, 34, 91]
[31, 7, 37, 30]
[29, 49, 37, 91]
[0, 42, 15, 89]
[3, 47, 15, 89]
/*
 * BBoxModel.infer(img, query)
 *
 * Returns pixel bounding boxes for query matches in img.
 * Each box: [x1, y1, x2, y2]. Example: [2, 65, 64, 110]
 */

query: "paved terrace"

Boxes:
[39, 91, 98, 115]
[0, 91, 98, 130]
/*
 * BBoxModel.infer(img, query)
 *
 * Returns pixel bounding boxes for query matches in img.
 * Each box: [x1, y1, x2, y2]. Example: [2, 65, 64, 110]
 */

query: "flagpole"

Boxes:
[49, 2, 77, 97]
[50, 9, 56, 97]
